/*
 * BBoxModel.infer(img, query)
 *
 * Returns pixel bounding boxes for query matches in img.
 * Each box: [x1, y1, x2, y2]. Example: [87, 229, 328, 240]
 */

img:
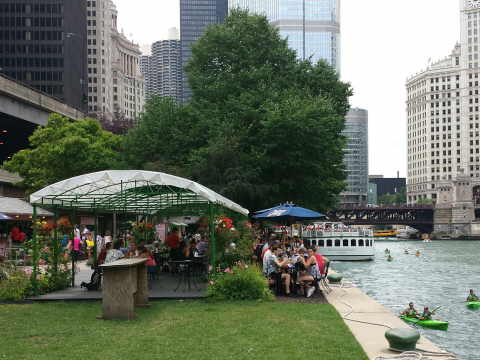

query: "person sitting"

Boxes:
[196, 236, 209, 256]
[97, 242, 110, 265]
[419, 306, 434, 321]
[467, 289, 479, 302]
[297, 248, 321, 298]
[105, 241, 124, 263]
[138, 246, 157, 280]
[401, 302, 418, 318]
[126, 241, 137, 258]
[265, 245, 291, 296]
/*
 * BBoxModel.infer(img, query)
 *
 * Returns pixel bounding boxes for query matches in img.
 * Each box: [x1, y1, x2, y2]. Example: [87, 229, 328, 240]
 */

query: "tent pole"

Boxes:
[31, 204, 39, 296]
[93, 210, 98, 268]
[209, 203, 216, 272]
[71, 210, 76, 288]
[112, 212, 117, 245]
[53, 206, 58, 279]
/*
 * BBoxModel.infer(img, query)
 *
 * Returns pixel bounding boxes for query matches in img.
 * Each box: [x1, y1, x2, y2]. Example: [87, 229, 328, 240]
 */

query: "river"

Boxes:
[332, 240, 480, 360]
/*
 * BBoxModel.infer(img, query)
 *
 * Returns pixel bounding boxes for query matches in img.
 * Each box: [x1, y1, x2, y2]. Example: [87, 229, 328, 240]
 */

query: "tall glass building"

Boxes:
[229, 0, 340, 72]
[180, 0, 228, 103]
[341, 108, 369, 206]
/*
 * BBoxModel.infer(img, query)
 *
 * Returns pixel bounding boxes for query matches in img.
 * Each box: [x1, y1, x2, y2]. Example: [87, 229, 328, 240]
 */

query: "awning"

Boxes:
[0, 213, 13, 220]
[0, 196, 53, 218]
[29, 170, 249, 216]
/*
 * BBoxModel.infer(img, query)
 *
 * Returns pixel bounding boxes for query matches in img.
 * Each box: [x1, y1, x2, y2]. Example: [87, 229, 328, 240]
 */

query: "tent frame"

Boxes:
[29, 172, 247, 295]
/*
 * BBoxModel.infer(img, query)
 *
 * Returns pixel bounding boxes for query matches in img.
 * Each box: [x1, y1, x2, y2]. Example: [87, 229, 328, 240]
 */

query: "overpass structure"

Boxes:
[327, 205, 435, 234]
[0, 74, 84, 126]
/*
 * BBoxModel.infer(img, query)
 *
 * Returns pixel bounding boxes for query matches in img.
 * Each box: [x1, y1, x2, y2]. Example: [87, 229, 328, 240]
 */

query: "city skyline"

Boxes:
[112, 0, 459, 177]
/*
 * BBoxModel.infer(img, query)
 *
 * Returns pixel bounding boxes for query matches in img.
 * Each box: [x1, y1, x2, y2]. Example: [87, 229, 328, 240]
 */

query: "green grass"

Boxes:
[0, 301, 368, 360]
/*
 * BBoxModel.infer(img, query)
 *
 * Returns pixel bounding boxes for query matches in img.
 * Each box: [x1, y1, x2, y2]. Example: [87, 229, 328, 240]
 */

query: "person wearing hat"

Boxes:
[401, 302, 419, 318]
[467, 289, 479, 302]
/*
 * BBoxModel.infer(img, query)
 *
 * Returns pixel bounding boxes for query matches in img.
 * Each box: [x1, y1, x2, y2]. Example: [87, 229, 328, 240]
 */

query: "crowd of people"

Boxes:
[254, 233, 329, 298]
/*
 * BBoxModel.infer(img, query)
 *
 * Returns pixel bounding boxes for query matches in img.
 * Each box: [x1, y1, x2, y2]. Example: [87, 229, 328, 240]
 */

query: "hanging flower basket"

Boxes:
[56, 216, 73, 234]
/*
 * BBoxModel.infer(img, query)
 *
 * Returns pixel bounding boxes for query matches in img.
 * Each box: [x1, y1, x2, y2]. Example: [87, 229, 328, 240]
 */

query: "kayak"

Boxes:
[400, 315, 449, 331]
[467, 301, 480, 309]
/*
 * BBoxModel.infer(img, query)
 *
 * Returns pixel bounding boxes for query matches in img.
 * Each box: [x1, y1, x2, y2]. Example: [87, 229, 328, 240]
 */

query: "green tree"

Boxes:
[122, 97, 199, 177]
[185, 10, 352, 210]
[377, 187, 407, 206]
[123, 10, 352, 212]
[3, 114, 122, 193]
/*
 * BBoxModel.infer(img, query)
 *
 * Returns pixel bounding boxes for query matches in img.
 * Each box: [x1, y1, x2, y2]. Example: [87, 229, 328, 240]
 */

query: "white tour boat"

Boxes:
[301, 223, 375, 261]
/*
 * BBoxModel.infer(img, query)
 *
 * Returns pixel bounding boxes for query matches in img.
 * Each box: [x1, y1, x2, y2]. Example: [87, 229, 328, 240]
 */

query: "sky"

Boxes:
[114, 0, 460, 178]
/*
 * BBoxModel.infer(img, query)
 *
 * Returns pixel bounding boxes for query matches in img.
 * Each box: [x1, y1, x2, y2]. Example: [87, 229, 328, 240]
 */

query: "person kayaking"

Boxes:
[419, 306, 435, 321]
[415, 250, 421, 257]
[387, 255, 393, 262]
[385, 248, 390, 254]
[401, 302, 419, 318]
[467, 289, 479, 302]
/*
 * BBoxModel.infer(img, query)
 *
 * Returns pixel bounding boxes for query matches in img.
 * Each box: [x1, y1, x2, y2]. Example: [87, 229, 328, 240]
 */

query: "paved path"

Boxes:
[324, 281, 449, 359]
[29, 261, 206, 301]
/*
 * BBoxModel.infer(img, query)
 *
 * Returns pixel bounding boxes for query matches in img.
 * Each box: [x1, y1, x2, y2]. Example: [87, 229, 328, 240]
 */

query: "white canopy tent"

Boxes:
[30, 170, 249, 216]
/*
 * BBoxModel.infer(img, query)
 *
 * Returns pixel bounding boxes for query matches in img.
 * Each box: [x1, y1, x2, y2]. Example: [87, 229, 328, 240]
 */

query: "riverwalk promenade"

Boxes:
[325, 280, 449, 359]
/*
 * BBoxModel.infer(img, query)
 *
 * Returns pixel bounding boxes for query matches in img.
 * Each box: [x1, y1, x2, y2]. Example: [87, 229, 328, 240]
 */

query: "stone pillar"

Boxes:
[100, 258, 148, 320]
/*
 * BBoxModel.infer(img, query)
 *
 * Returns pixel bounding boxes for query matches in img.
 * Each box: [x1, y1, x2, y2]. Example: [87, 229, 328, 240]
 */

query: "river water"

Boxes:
[332, 240, 480, 360]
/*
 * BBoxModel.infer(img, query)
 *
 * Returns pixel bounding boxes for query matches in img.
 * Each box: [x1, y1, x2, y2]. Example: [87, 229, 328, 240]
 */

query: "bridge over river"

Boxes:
[327, 205, 435, 234]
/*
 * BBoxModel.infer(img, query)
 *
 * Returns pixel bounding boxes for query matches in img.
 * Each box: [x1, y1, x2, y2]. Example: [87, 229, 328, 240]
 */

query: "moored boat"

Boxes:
[302, 223, 375, 261]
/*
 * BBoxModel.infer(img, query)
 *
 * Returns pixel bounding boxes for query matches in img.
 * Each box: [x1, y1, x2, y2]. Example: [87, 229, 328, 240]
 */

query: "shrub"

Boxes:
[0, 266, 30, 301]
[207, 264, 273, 301]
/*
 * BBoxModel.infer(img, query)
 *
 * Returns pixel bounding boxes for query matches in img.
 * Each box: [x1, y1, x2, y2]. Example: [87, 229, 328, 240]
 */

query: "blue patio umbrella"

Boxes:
[252, 203, 325, 223]
[0, 213, 12, 220]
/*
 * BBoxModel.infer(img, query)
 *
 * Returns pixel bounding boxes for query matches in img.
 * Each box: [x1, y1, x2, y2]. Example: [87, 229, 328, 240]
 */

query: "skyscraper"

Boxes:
[341, 108, 369, 206]
[87, 0, 145, 122]
[0, 0, 88, 111]
[406, 0, 480, 204]
[180, 0, 228, 103]
[228, 0, 340, 72]
[140, 28, 182, 102]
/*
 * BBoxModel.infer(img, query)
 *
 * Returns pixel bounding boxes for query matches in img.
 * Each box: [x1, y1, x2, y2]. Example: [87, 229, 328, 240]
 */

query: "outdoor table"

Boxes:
[99, 258, 149, 320]
[170, 260, 200, 292]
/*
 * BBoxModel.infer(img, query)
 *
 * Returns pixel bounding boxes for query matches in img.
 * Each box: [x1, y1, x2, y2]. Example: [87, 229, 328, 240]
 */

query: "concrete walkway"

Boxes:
[324, 282, 450, 359]
[28, 261, 206, 301]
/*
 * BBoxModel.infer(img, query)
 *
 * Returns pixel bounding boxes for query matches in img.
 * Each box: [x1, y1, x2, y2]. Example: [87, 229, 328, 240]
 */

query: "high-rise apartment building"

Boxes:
[140, 28, 182, 102]
[0, 0, 87, 111]
[140, 55, 152, 98]
[406, 0, 480, 204]
[228, 0, 340, 72]
[180, 0, 228, 103]
[87, 0, 144, 122]
[340, 108, 369, 206]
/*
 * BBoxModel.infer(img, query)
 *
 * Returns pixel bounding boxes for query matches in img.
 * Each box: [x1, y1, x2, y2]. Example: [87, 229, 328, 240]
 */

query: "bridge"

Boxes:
[327, 205, 435, 234]
[0, 74, 85, 163]
[0, 74, 84, 126]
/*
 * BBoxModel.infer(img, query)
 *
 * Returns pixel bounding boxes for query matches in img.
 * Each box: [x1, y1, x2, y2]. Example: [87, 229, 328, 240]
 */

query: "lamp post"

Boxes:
[65, 32, 87, 111]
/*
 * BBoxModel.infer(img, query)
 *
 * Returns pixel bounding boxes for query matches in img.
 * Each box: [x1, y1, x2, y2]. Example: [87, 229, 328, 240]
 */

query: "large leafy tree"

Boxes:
[3, 114, 122, 193]
[185, 10, 352, 211]
[123, 10, 352, 212]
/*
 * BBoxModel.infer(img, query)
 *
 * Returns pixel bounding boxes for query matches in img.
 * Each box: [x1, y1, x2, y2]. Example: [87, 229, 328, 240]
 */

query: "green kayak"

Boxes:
[400, 315, 449, 331]
[467, 301, 480, 309]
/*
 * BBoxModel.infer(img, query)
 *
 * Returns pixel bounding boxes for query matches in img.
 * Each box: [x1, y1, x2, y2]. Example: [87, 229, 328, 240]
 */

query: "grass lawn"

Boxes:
[0, 301, 367, 360]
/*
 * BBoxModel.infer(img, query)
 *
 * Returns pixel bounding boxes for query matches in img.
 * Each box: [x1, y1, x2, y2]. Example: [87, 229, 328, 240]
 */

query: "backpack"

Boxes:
[81, 268, 102, 291]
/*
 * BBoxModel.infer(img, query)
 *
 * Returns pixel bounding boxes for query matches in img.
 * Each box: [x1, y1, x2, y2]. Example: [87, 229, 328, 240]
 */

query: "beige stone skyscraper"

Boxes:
[86, 0, 144, 122]
[406, 0, 480, 204]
